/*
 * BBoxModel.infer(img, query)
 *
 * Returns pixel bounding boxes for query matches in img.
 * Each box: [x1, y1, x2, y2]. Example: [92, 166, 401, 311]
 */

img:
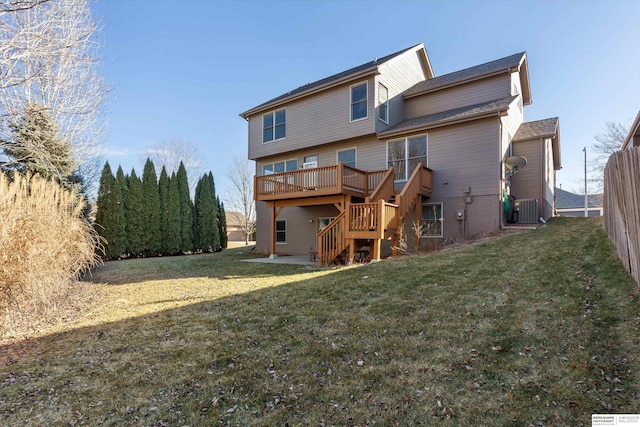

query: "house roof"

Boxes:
[226, 211, 249, 227]
[378, 95, 517, 138]
[622, 109, 640, 150]
[555, 187, 603, 209]
[404, 52, 531, 105]
[240, 43, 432, 118]
[513, 117, 561, 170]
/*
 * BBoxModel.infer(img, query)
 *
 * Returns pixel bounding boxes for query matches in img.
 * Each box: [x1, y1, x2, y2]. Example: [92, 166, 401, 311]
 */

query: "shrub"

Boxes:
[0, 172, 100, 338]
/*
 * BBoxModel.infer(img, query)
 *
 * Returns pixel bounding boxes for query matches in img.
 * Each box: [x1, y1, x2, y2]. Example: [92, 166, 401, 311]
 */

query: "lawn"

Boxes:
[1, 217, 638, 426]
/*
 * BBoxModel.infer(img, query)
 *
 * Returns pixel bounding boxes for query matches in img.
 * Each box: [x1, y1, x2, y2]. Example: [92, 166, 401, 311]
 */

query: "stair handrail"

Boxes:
[366, 166, 395, 203]
[396, 162, 426, 224]
[317, 210, 347, 265]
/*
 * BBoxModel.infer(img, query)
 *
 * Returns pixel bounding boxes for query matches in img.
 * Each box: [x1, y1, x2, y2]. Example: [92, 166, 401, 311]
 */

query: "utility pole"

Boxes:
[583, 147, 588, 217]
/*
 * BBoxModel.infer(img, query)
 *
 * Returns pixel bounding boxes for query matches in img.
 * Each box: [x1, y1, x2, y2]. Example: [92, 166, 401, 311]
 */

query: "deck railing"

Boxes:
[347, 200, 398, 238]
[317, 210, 346, 265]
[255, 162, 370, 200]
[396, 163, 433, 224]
[367, 167, 395, 203]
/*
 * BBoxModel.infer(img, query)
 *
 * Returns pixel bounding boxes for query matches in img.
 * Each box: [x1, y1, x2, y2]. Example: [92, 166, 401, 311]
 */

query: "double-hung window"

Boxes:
[275, 220, 286, 244]
[337, 148, 356, 168]
[378, 83, 389, 123]
[263, 109, 286, 143]
[350, 82, 368, 122]
[421, 203, 443, 238]
[387, 135, 427, 181]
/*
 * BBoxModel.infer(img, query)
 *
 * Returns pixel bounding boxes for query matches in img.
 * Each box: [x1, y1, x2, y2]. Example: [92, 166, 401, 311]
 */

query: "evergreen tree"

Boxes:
[2, 103, 75, 186]
[142, 158, 161, 255]
[195, 173, 219, 252]
[124, 169, 145, 256]
[192, 175, 204, 251]
[166, 172, 182, 255]
[217, 197, 228, 250]
[158, 166, 170, 255]
[176, 161, 194, 252]
[208, 172, 220, 251]
[115, 166, 129, 253]
[95, 162, 126, 259]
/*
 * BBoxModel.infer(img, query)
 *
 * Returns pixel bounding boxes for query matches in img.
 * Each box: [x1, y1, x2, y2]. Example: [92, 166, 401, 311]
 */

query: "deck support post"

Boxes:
[371, 238, 381, 261]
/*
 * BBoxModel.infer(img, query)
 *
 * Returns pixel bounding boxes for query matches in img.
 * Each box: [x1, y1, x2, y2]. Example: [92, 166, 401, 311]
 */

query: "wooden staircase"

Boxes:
[317, 163, 432, 265]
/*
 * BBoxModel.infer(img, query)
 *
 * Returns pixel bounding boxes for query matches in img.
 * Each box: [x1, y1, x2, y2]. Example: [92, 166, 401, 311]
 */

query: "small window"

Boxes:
[263, 109, 286, 143]
[303, 155, 318, 169]
[275, 220, 286, 244]
[378, 83, 389, 123]
[317, 217, 335, 232]
[337, 148, 356, 168]
[421, 203, 443, 238]
[350, 82, 368, 122]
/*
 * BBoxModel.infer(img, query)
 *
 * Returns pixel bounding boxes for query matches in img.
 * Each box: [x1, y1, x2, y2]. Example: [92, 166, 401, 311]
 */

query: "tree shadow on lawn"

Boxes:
[86, 247, 320, 286]
[2, 247, 638, 426]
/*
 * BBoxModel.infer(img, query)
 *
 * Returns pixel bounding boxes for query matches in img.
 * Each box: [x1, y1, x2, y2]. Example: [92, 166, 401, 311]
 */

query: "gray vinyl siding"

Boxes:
[544, 138, 555, 219]
[254, 203, 340, 255]
[427, 118, 501, 199]
[248, 77, 376, 161]
[404, 74, 510, 120]
[375, 50, 429, 133]
[510, 137, 542, 207]
[255, 135, 386, 174]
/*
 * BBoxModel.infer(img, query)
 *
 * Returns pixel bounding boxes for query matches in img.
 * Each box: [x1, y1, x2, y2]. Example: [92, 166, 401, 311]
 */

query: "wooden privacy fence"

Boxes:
[603, 147, 640, 286]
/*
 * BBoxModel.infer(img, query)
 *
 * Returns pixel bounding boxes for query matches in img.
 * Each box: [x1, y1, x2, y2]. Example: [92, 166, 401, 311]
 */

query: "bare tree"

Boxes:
[225, 156, 255, 245]
[591, 121, 629, 191]
[141, 138, 204, 197]
[0, 0, 107, 193]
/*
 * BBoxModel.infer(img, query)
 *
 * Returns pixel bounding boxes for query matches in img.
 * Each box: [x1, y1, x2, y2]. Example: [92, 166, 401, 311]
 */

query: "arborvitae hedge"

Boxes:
[142, 158, 161, 255]
[94, 160, 226, 259]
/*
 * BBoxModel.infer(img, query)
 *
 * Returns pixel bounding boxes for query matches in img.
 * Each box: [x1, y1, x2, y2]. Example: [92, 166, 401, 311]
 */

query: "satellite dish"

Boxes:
[505, 156, 527, 172]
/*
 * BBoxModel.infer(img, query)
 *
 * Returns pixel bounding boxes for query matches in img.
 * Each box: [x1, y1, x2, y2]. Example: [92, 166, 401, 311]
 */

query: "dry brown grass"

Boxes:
[0, 172, 101, 338]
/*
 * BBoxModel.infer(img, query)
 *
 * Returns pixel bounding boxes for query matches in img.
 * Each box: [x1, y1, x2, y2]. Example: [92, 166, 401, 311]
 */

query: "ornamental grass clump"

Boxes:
[0, 172, 100, 338]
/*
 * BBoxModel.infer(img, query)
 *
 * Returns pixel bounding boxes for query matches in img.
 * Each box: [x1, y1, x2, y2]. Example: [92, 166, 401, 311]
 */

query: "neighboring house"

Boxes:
[622, 110, 640, 150]
[555, 187, 603, 217]
[225, 211, 255, 242]
[240, 43, 561, 264]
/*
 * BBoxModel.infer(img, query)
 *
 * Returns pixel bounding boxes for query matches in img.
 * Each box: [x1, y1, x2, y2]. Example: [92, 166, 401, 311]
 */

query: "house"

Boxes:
[622, 110, 640, 150]
[225, 211, 254, 242]
[555, 187, 603, 217]
[240, 43, 561, 265]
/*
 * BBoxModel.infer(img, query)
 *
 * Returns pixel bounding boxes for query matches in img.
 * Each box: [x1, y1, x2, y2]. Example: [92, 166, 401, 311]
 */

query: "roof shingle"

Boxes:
[404, 52, 526, 98]
[513, 117, 559, 141]
[241, 44, 423, 117]
[379, 95, 517, 136]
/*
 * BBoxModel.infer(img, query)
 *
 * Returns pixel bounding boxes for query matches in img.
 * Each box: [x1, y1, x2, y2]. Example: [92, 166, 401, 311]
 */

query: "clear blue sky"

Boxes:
[94, 0, 640, 199]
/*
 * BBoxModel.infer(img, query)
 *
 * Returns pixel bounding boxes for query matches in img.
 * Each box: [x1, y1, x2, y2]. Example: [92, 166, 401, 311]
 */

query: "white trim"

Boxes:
[421, 202, 443, 238]
[262, 158, 298, 175]
[275, 219, 287, 244]
[378, 82, 389, 124]
[386, 134, 428, 181]
[336, 147, 357, 168]
[350, 81, 368, 123]
[262, 108, 287, 144]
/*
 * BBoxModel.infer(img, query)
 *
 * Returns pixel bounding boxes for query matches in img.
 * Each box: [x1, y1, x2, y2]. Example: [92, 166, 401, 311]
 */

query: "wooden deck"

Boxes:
[255, 162, 389, 201]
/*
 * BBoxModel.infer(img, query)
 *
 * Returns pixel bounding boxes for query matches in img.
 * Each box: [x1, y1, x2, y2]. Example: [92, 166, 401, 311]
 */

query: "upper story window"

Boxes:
[263, 159, 297, 175]
[387, 135, 427, 181]
[263, 109, 286, 143]
[378, 83, 389, 124]
[350, 82, 368, 122]
[337, 148, 356, 168]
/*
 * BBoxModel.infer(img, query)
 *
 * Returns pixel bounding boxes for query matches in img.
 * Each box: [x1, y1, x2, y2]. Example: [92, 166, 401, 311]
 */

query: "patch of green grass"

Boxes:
[1, 217, 639, 425]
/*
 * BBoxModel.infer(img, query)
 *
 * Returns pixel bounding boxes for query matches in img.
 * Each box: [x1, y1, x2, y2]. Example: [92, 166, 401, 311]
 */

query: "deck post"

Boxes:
[371, 238, 381, 261]
[269, 202, 276, 257]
